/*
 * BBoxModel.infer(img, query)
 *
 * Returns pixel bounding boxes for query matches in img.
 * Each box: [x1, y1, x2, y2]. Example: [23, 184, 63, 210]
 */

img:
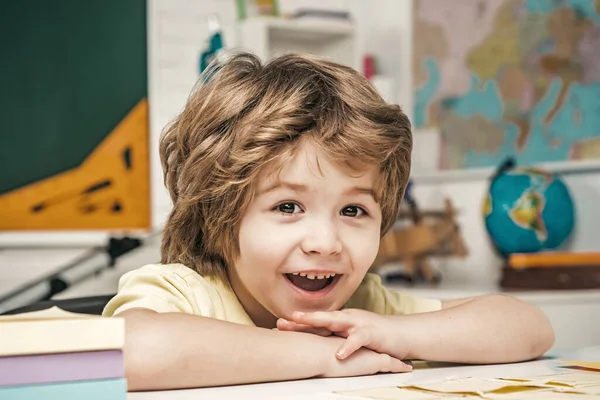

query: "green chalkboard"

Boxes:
[0, 0, 147, 195]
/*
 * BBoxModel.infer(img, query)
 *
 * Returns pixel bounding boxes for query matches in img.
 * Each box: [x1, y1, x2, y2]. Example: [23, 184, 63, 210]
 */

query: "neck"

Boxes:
[228, 269, 278, 328]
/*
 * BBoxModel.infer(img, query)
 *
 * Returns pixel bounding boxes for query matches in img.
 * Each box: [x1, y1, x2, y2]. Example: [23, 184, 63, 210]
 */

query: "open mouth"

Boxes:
[285, 273, 340, 292]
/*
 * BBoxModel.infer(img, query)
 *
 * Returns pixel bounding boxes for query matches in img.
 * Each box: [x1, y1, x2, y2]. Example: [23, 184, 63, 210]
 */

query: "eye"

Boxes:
[341, 205, 367, 218]
[275, 202, 302, 215]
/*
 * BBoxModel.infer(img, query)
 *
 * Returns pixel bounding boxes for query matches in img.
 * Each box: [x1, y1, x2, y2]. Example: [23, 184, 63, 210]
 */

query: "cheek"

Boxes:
[345, 225, 381, 270]
[237, 214, 292, 274]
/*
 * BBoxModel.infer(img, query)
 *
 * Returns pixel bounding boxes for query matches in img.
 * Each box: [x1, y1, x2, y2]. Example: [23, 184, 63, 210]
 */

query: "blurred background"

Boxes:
[1, 0, 599, 350]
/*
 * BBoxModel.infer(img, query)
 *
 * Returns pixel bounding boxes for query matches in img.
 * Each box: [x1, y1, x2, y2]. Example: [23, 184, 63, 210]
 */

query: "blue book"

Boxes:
[0, 378, 126, 400]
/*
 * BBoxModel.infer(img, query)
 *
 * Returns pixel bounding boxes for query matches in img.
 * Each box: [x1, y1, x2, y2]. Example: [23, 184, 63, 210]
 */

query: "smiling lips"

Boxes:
[285, 272, 340, 292]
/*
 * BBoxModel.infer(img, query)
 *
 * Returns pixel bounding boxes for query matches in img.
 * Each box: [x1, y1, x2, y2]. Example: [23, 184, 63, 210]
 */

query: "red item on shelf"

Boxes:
[363, 54, 375, 80]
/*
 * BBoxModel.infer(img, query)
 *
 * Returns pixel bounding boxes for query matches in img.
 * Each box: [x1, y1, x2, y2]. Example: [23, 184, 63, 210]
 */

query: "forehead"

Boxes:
[257, 140, 379, 190]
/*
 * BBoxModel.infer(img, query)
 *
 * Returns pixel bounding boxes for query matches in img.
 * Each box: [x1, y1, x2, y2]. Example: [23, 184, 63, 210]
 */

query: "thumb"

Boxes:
[336, 330, 368, 360]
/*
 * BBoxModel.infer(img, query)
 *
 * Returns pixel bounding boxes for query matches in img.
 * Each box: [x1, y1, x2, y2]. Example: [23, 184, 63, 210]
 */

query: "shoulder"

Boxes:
[103, 263, 222, 317]
[119, 263, 208, 286]
[118, 263, 218, 300]
[353, 272, 386, 294]
[345, 273, 386, 311]
[345, 273, 442, 315]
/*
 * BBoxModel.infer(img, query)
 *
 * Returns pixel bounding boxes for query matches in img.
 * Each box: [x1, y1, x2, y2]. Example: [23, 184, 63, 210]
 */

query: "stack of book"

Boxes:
[0, 306, 126, 399]
[501, 251, 600, 290]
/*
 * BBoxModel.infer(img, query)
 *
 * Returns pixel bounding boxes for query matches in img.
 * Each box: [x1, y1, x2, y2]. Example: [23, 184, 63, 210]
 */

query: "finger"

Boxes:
[292, 311, 353, 331]
[386, 355, 413, 373]
[276, 318, 332, 336]
[336, 330, 368, 360]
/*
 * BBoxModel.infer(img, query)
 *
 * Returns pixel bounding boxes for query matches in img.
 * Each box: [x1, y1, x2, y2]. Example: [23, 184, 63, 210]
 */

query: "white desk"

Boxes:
[127, 346, 600, 400]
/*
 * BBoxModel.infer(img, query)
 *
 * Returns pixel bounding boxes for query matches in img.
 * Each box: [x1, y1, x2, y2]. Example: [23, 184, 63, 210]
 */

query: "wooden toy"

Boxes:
[371, 197, 468, 284]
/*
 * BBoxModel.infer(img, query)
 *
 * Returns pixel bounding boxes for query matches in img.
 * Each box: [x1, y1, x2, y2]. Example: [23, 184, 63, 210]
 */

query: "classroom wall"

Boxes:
[8, 0, 593, 284]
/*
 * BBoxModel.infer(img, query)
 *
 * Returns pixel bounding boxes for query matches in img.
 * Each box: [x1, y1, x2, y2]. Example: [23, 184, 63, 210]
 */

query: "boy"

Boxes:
[103, 51, 555, 391]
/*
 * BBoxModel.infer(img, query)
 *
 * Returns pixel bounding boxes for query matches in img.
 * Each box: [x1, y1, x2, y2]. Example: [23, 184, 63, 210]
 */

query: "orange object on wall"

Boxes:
[0, 99, 151, 231]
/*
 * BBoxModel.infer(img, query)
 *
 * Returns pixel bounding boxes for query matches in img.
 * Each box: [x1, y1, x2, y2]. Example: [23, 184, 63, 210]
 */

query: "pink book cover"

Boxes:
[0, 350, 124, 386]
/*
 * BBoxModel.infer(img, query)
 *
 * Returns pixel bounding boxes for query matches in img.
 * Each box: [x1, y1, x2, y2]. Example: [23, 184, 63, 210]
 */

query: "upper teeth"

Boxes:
[292, 272, 336, 280]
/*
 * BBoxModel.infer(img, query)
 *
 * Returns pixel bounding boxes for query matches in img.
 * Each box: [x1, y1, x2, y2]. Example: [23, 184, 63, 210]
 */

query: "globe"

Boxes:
[482, 163, 575, 257]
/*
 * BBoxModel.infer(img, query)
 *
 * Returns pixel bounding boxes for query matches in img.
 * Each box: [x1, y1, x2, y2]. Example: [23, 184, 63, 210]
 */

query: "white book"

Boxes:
[0, 306, 124, 357]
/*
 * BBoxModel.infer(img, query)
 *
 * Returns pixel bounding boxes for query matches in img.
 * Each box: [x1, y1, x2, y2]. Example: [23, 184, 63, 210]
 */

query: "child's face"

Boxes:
[231, 141, 382, 326]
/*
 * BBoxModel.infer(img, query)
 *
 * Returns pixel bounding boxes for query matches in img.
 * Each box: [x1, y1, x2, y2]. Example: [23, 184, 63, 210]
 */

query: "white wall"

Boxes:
[148, 0, 600, 286]
[148, 0, 238, 229]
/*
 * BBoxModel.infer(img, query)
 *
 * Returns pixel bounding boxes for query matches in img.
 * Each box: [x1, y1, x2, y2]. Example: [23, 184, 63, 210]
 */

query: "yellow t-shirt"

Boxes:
[102, 263, 441, 323]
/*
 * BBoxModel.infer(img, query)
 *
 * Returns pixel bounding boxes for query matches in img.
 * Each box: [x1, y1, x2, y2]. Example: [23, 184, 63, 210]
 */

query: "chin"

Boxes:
[293, 297, 345, 314]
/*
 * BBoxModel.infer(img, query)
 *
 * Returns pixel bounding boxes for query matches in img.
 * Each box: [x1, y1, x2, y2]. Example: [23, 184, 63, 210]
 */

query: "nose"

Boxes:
[300, 220, 343, 256]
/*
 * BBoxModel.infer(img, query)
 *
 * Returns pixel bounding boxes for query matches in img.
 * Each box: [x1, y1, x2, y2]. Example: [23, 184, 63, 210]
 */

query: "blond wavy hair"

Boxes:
[159, 51, 412, 282]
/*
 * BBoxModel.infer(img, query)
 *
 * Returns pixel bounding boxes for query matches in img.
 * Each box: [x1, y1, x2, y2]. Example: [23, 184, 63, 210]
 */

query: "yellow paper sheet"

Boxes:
[485, 390, 600, 400]
[402, 377, 549, 396]
[554, 385, 600, 396]
[559, 360, 600, 371]
[333, 372, 600, 399]
[507, 372, 600, 387]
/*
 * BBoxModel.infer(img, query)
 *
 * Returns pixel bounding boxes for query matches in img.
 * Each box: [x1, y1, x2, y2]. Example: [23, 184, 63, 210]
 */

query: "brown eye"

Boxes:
[341, 206, 365, 217]
[277, 202, 298, 214]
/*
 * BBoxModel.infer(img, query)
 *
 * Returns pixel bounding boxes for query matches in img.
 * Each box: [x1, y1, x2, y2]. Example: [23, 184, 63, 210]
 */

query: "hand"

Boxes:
[320, 337, 412, 378]
[277, 309, 410, 361]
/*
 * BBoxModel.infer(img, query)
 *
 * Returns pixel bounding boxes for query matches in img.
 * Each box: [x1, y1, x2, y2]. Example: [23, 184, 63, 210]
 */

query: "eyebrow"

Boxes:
[258, 182, 308, 196]
[345, 187, 375, 197]
[258, 181, 374, 198]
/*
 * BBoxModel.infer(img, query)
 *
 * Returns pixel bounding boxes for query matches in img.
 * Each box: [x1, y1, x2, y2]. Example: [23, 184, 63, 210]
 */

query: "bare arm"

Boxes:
[120, 308, 410, 391]
[398, 294, 555, 364]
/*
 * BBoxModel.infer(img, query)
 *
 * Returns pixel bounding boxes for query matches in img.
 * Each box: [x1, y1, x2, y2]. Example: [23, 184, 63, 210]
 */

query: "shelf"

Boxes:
[261, 17, 354, 42]
[411, 158, 600, 184]
[238, 16, 357, 70]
